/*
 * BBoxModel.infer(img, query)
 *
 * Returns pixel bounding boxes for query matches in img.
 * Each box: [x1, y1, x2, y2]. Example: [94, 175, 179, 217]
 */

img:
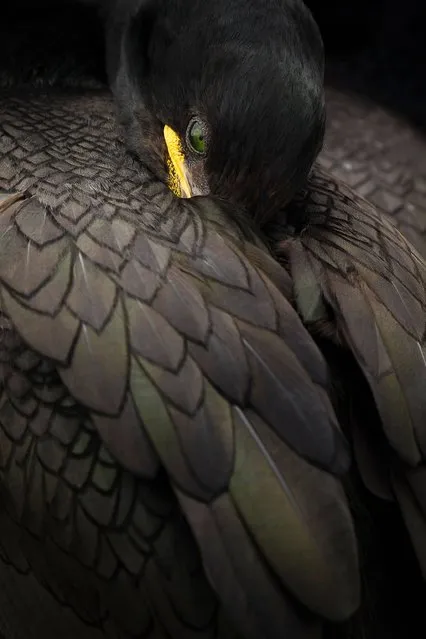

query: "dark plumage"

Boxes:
[2, 94, 426, 638]
[105, 0, 325, 220]
[2, 4, 426, 639]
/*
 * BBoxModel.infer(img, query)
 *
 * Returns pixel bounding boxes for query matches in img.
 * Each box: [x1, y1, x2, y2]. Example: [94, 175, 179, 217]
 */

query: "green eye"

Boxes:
[186, 118, 208, 155]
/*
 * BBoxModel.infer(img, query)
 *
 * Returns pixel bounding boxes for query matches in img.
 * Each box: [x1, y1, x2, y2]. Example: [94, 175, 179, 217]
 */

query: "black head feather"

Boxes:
[114, 0, 325, 222]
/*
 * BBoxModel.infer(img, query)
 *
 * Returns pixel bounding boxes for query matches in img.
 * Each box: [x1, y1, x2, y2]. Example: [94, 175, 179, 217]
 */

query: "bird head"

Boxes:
[118, 0, 325, 224]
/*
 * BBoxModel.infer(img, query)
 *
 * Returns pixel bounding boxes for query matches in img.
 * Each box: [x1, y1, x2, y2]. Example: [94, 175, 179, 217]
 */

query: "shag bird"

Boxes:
[105, 0, 325, 220]
[1, 3, 426, 639]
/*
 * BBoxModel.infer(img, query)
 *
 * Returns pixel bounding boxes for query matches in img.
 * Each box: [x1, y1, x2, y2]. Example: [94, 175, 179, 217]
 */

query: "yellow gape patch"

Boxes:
[163, 125, 192, 198]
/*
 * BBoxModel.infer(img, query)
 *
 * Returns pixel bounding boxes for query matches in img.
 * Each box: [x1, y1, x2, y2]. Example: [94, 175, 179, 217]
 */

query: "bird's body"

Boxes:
[105, 0, 325, 219]
[1, 87, 426, 638]
[0, 90, 355, 639]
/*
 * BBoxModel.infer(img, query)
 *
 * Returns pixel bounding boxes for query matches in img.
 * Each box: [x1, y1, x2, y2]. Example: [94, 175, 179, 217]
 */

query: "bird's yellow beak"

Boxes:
[164, 125, 192, 198]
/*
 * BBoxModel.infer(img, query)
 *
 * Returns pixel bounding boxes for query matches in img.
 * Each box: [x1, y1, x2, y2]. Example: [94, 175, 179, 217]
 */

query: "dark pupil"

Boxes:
[191, 124, 205, 151]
